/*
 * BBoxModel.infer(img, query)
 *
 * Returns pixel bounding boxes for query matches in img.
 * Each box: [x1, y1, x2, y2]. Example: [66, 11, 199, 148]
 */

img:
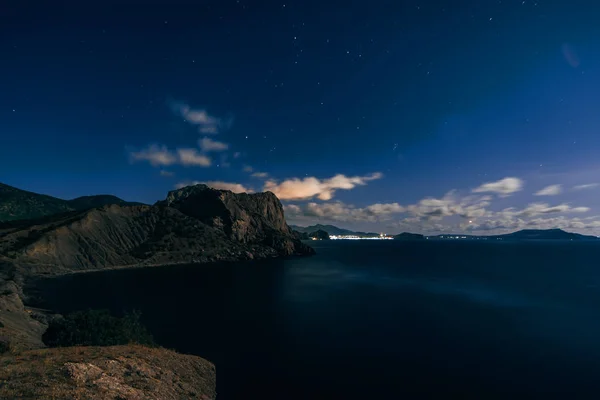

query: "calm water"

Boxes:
[33, 241, 600, 399]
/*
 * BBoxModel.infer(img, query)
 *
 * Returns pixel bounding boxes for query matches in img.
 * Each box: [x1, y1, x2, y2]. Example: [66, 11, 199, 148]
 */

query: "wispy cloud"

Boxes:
[130, 144, 211, 167]
[243, 165, 254, 173]
[472, 177, 524, 197]
[251, 172, 269, 179]
[130, 144, 178, 166]
[159, 170, 174, 177]
[406, 192, 492, 221]
[284, 200, 404, 223]
[199, 137, 229, 152]
[535, 184, 562, 196]
[264, 172, 383, 200]
[176, 148, 212, 167]
[171, 101, 231, 134]
[504, 202, 589, 218]
[175, 180, 252, 193]
[573, 183, 599, 191]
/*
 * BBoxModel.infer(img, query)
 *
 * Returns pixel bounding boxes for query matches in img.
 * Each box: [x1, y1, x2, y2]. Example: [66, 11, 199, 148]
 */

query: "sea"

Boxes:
[33, 240, 600, 399]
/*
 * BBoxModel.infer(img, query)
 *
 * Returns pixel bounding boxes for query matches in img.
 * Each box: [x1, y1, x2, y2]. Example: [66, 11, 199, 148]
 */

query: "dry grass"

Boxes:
[0, 344, 216, 400]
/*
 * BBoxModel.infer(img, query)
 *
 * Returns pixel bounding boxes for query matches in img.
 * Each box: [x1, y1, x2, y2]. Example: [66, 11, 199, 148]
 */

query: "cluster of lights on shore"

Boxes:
[314, 233, 394, 241]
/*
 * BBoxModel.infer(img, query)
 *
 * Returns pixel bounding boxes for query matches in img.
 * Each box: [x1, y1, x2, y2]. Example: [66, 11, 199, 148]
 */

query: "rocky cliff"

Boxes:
[0, 184, 314, 274]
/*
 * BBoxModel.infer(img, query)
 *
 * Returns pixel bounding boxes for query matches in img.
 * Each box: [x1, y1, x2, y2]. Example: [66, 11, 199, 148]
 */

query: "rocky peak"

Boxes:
[157, 184, 292, 243]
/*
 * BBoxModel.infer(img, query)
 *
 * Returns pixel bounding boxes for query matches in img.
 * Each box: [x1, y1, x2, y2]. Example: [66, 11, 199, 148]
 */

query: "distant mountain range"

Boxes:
[290, 224, 599, 241]
[428, 229, 598, 241]
[0, 182, 144, 222]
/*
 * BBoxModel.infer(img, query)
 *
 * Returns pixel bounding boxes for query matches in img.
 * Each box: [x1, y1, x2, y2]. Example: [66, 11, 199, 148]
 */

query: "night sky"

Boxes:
[2, 1, 600, 234]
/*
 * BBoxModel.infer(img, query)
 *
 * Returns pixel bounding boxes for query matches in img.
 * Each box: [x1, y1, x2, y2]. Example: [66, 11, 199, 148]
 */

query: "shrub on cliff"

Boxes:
[42, 309, 155, 347]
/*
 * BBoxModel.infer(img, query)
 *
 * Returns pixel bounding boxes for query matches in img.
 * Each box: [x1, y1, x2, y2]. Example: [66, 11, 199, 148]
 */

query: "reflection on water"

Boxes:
[34, 241, 600, 399]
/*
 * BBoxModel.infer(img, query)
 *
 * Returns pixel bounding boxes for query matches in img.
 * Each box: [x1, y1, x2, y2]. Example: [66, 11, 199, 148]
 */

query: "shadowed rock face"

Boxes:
[0, 184, 314, 274]
[158, 184, 307, 254]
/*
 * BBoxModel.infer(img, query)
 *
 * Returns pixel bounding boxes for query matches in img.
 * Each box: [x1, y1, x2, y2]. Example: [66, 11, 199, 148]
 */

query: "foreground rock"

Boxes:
[0, 345, 216, 399]
[0, 184, 314, 275]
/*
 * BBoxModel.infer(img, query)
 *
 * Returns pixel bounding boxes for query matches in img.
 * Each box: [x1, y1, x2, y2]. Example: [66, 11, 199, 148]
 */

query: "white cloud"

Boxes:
[573, 183, 599, 190]
[472, 177, 523, 197]
[264, 172, 383, 201]
[535, 184, 562, 196]
[365, 203, 404, 215]
[130, 144, 177, 166]
[467, 216, 600, 233]
[173, 102, 227, 134]
[284, 200, 404, 223]
[283, 184, 596, 235]
[199, 137, 229, 152]
[502, 202, 590, 218]
[406, 192, 491, 220]
[251, 172, 269, 179]
[130, 145, 212, 168]
[243, 165, 253, 173]
[175, 181, 252, 193]
[176, 148, 212, 167]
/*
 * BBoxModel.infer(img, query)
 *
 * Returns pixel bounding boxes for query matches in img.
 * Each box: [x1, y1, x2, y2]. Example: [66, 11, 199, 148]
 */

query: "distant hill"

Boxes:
[490, 229, 598, 241]
[429, 229, 599, 241]
[290, 224, 379, 237]
[394, 232, 425, 241]
[308, 229, 330, 240]
[290, 224, 353, 235]
[67, 195, 144, 210]
[0, 183, 75, 222]
[0, 183, 142, 222]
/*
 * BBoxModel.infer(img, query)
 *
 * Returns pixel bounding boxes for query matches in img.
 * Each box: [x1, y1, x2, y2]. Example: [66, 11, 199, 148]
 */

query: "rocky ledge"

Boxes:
[0, 345, 216, 400]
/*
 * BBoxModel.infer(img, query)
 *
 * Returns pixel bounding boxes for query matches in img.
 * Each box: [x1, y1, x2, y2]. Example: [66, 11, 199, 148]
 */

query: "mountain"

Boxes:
[490, 228, 598, 241]
[290, 224, 354, 235]
[0, 183, 74, 222]
[290, 224, 379, 237]
[66, 195, 144, 210]
[0, 183, 140, 222]
[0, 184, 314, 274]
[394, 232, 425, 240]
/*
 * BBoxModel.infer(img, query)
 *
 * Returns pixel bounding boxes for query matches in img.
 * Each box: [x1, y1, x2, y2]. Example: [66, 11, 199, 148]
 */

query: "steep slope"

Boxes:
[0, 184, 314, 274]
[158, 184, 309, 255]
[0, 182, 138, 222]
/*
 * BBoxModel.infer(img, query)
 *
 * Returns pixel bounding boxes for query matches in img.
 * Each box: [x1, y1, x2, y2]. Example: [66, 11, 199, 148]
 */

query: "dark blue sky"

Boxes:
[2, 0, 600, 234]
